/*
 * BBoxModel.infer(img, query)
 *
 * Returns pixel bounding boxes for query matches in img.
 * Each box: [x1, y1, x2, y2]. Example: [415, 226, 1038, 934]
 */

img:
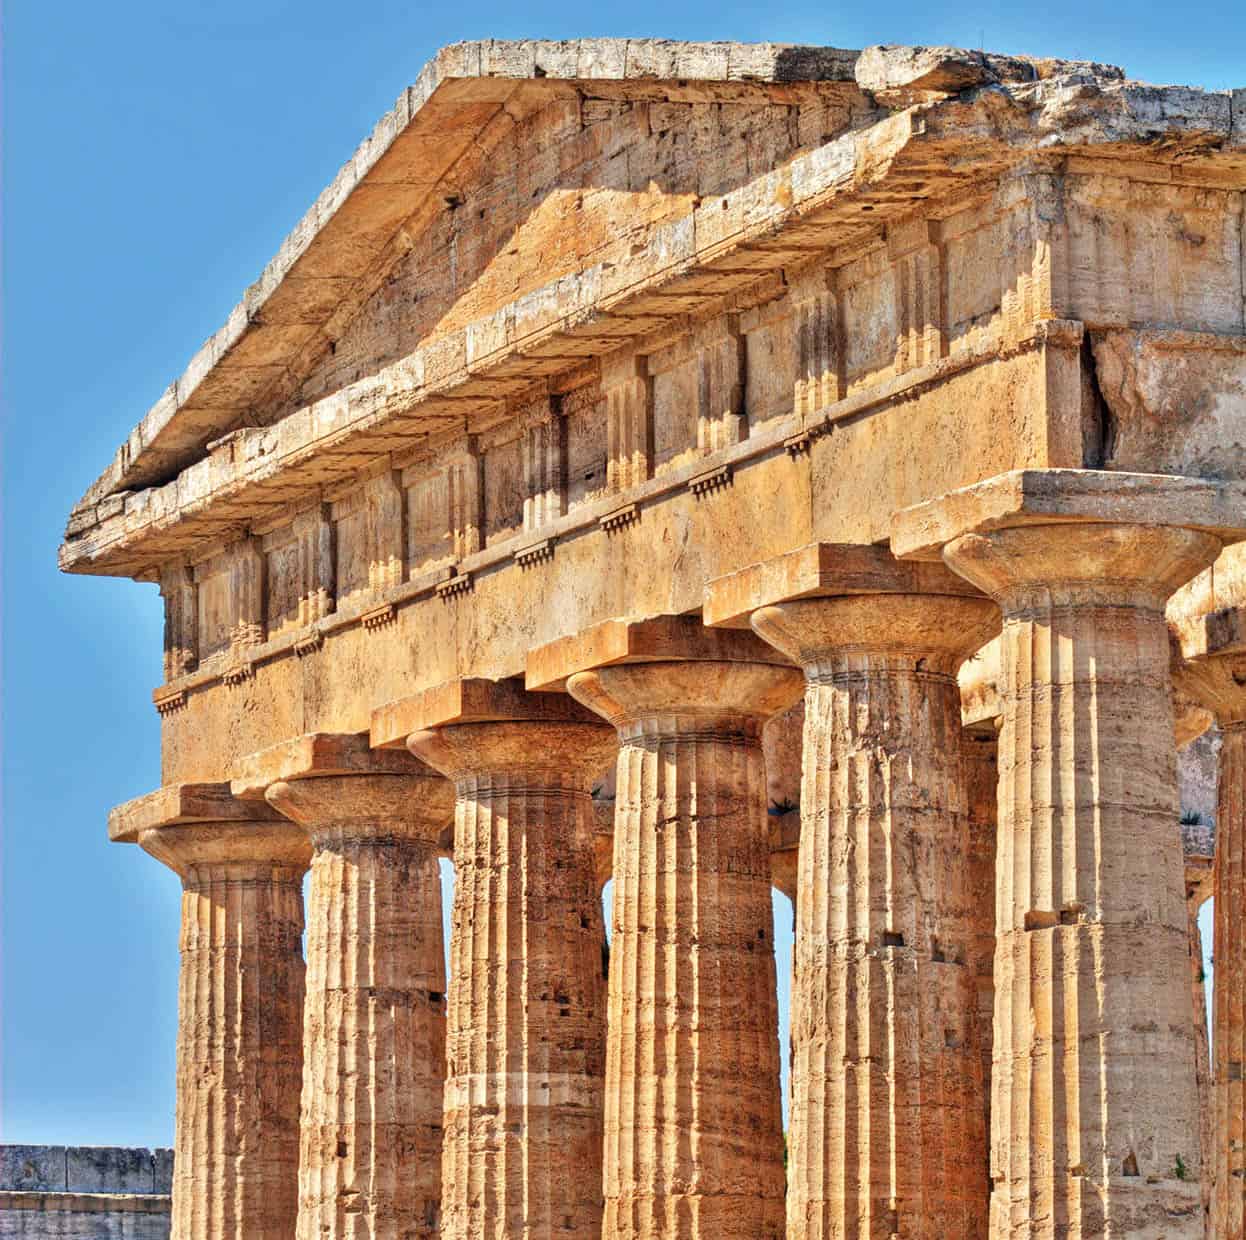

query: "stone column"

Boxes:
[1175, 614, 1246, 1240]
[938, 521, 1220, 1239]
[119, 787, 311, 1240]
[750, 590, 998, 1240]
[396, 679, 616, 1240]
[545, 618, 802, 1240]
[262, 764, 453, 1240]
[963, 722, 1000, 1191]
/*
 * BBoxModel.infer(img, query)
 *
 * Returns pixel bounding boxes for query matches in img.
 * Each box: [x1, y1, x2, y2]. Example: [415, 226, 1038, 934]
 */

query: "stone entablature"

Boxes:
[60, 36, 1246, 1240]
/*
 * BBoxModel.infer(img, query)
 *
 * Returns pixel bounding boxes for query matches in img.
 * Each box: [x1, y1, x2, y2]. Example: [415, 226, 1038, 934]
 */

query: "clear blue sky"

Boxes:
[3, 0, 1237, 1146]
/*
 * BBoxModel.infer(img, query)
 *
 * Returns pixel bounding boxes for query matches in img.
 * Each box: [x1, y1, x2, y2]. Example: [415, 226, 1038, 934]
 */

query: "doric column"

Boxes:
[963, 723, 1000, 1183]
[949, 524, 1217, 1237]
[708, 543, 999, 1239]
[531, 616, 803, 1240]
[1174, 606, 1246, 1240]
[891, 470, 1240, 1240]
[109, 784, 311, 1240]
[235, 733, 453, 1240]
[376, 678, 616, 1240]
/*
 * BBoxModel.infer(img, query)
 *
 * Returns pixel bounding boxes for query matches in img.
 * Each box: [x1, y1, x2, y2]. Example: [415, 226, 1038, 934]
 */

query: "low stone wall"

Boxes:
[0, 1147, 171, 1239]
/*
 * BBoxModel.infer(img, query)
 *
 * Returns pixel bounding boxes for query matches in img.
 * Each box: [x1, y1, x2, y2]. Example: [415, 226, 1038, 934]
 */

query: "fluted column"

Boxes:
[1175, 634, 1246, 1240]
[139, 820, 311, 1240]
[264, 770, 453, 1240]
[750, 594, 998, 1240]
[406, 691, 616, 1240]
[567, 657, 802, 1240]
[942, 522, 1221, 1240]
[963, 724, 1000, 1197]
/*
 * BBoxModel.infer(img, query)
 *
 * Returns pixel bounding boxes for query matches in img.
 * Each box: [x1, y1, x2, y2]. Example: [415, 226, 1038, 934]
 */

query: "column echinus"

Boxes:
[1174, 599, 1246, 1240]
[891, 467, 1246, 1240]
[704, 543, 1001, 1240]
[371, 677, 617, 1240]
[527, 615, 804, 1240]
[108, 784, 311, 1240]
[229, 732, 453, 1240]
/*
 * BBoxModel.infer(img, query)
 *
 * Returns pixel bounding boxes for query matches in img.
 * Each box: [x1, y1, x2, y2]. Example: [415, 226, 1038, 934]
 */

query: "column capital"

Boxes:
[389, 676, 616, 785]
[110, 782, 310, 874]
[702, 540, 982, 629]
[1172, 604, 1246, 727]
[230, 730, 432, 799]
[751, 593, 997, 673]
[890, 468, 1246, 563]
[227, 730, 453, 841]
[109, 780, 287, 843]
[942, 522, 1224, 612]
[525, 613, 791, 692]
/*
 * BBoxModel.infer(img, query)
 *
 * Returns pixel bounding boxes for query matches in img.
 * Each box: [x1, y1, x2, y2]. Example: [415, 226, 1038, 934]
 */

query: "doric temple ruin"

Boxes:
[60, 38, 1246, 1240]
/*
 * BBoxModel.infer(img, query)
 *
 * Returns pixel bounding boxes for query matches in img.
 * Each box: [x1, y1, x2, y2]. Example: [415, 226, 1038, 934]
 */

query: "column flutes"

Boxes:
[567, 656, 802, 1240]
[139, 820, 310, 1240]
[751, 594, 998, 1240]
[264, 770, 453, 1240]
[1174, 621, 1246, 1240]
[943, 522, 1219, 1240]
[406, 687, 616, 1240]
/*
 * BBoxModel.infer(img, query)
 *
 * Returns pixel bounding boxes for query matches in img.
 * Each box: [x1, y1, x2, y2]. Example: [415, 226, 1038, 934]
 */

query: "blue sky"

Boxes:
[3, 0, 1237, 1146]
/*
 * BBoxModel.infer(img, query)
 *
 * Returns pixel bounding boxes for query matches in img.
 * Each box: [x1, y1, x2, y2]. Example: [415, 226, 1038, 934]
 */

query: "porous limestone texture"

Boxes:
[962, 726, 1000, 1178]
[59, 31, 1246, 1240]
[941, 522, 1217, 1240]
[403, 682, 616, 1240]
[138, 820, 310, 1240]
[264, 768, 453, 1240]
[0, 1148, 173, 1240]
[562, 629, 803, 1240]
[750, 591, 998, 1240]
[1174, 612, 1246, 1240]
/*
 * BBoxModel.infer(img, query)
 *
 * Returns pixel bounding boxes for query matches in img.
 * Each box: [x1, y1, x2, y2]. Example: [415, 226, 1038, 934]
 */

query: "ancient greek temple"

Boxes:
[61, 38, 1246, 1240]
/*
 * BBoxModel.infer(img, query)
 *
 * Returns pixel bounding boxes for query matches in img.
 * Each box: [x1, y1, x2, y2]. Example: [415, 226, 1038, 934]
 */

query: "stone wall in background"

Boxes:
[0, 1147, 171, 1239]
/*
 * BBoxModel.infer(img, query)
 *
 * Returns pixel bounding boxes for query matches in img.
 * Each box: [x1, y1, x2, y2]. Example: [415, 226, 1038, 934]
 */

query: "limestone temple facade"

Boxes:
[60, 39, 1246, 1240]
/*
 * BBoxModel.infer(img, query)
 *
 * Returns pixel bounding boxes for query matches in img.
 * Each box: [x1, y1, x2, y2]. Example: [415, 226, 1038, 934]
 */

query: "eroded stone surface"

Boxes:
[264, 772, 452, 1240]
[751, 592, 997, 1240]
[138, 821, 310, 1240]
[405, 684, 616, 1240]
[62, 34, 1246, 1240]
[567, 657, 802, 1239]
[943, 523, 1216, 1239]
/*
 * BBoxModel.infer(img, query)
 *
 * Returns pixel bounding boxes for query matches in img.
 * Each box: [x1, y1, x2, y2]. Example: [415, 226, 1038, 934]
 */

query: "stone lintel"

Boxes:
[1174, 602, 1246, 665]
[702, 541, 985, 628]
[525, 614, 793, 692]
[108, 782, 284, 844]
[230, 731, 429, 799]
[891, 469, 1246, 562]
[370, 676, 601, 749]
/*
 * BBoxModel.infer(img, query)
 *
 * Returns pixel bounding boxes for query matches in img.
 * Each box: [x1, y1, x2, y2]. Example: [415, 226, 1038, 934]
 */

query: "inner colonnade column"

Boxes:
[528, 616, 802, 1240]
[706, 543, 999, 1240]
[108, 784, 311, 1240]
[1174, 605, 1246, 1240]
[231, 734, 453, 1240]
[892, 470, 1242, 1240]
[374, 677, 616, 1240]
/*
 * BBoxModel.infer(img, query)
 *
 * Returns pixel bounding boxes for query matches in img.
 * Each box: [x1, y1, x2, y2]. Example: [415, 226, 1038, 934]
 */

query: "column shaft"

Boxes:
[264, 774, 452, 1240]
[142, 825, 309, 1240]
[1215, 723, 1246, 1239]
[945, 524, 1215, 1240]
[963, 728, 1000, 1203]
[568, 661, 801, 1240]
[752, 596, 996, 1240]
[301, 831, 445, 1237]
[408, 718, 614, 1240]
